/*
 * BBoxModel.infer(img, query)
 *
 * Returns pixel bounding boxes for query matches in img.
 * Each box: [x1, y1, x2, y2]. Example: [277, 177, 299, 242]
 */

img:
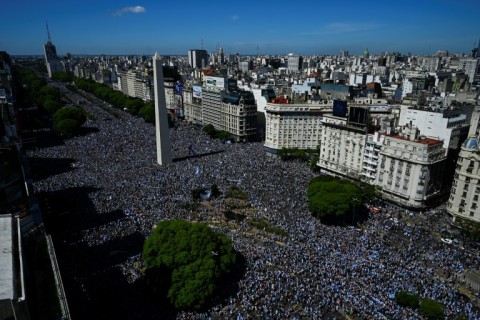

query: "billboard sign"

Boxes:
[174, 82, 183, 95]
[205, 76, 225, 89]
[193, 86, 202, 98]
[333, 99, 347, 117]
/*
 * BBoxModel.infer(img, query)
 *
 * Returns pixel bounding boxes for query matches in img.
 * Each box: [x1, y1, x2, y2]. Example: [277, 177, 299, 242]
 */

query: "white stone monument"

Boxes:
[153, 52, 172, 165]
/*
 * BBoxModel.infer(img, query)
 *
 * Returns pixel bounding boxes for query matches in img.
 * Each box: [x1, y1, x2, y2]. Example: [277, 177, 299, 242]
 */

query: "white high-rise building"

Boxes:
[459, 58, 480, 84]
[399, 105, 469, 152]
[153, 53, 172, 165]
[264, 103, 330, 153]
[317, 114, 367, 179]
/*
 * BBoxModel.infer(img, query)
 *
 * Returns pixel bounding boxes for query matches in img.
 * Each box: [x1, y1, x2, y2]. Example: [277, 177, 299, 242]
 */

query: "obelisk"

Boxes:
[153, 52, 172, 165]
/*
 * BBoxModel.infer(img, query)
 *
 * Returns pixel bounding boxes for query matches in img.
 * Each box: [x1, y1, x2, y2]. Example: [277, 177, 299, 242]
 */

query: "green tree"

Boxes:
[307, 176, 364, 220]
[217, 130, 232, 141]
[53, 107, 87, 136]
[395, 291, 420, 309]
[419, 298, 444, 320]
[143, 220, 237, 310]
[124, 97, 144, 115]
[42, 98, 62, 114]
[53, 118, 78, 137]
[52, 71, 75, 83]
[39, 86, 60, 98]
[456, 217, 480, 241]
[139, 102, 155, 123]
[203, 124, 217, 138]
[310, 155, 319, 172]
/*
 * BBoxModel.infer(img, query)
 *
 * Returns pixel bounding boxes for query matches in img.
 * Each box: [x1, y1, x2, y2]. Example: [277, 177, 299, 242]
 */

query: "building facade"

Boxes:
[201, 87, 257, 142]
[399, 105, 469, 151]
[264, 103, 330, 153]
[317, 114, 367, 179]
[447, 136, 480, 223]
[375, 125, 446, 208]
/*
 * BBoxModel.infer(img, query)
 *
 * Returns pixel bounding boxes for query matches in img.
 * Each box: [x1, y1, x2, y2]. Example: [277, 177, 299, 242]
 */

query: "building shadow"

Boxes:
[37, 186, 112, 238]
[24, 130, 65, 149]
[28, 157, 76, 181]
[55, 230, 179, 320]
[74, 126, 100, 137]
[173, 149, 225, 163]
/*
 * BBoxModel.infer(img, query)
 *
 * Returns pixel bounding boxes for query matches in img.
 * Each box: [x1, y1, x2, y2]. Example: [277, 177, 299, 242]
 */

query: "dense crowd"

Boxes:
[28, 94, 480, 320]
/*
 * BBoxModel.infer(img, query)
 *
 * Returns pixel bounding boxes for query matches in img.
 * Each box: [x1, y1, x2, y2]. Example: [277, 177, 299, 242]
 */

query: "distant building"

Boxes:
[458, 58, 480, 84]
[43, 23, 63, 78]
[117, 70, 153, 101]
[287, 55, 303, 73]
[421, 56, 441, 72]
[291, 78, 322, 101]
[319, 84, 354, 100]
[402, 75, 435, 98]
[188, 49, 209, 69]
[239, 60, 252, 73]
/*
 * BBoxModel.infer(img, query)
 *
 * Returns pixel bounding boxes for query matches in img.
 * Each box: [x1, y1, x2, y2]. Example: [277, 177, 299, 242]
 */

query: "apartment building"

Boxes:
[117, 70, 153, 101]
[183, 77, 257, 142]
[375, 125, 446, 208]
[399, 105, 469, 151]
[458, 58, 480, 84]
[362, 131, 384, 183]
[201, 86, 257, 141]
[264, 103, 331, 153]
[317, 114, 367, 179]
[183, 85, 203, 124]
[447, 136, 480, 223]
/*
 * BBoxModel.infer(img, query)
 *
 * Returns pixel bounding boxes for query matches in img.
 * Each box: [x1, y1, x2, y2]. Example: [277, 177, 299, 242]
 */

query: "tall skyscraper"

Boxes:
[153, 53, 172, 165]
[188, 49, 209, 69]
[43, 22, 63, 78]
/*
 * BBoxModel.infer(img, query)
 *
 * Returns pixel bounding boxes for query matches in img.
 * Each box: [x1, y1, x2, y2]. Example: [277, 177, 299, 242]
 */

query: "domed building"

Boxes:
[363, 48, 370, 59]
[447, 135, 480, 223]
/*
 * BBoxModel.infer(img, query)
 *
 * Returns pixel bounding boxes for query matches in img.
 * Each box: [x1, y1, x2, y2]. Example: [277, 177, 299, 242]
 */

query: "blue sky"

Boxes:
[1, 0, 480, 56]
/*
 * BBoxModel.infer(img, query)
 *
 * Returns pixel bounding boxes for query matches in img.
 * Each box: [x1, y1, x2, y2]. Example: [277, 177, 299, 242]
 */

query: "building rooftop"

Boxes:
[391, 134, 442, 146]
[0, 215, 13, 300]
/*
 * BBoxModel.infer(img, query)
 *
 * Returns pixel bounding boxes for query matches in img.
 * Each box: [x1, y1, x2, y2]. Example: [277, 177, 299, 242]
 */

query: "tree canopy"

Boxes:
[143, 220, 237, 310]
[395, 291, 420, 309]
[419, 298, 444, 320]
[203, 124, 232, 141]
[307, 176, 364, 221]
[53, 107, 87, 136]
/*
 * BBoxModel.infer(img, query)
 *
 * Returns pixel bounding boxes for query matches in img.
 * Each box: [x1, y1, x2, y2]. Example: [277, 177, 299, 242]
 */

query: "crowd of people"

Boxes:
[28, 93, 480, 320]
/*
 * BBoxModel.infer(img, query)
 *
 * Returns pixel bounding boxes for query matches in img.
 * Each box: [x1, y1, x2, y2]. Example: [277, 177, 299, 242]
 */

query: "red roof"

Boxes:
[391, 134, 442, 146]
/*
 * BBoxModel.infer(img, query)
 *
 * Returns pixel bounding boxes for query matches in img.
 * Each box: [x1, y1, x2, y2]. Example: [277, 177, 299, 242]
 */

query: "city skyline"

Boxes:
[1, 0, 480, 56]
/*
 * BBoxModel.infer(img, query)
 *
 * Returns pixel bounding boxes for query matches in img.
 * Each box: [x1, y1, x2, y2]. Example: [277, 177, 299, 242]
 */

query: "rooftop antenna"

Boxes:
[201, 38, 203, 50]
[257, 45, 259, 56]
[46, 21, 52, 43]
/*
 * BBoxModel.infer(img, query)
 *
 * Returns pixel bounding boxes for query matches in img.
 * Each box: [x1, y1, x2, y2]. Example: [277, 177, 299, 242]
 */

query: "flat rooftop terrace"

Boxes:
[0, 214, 13, 301]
